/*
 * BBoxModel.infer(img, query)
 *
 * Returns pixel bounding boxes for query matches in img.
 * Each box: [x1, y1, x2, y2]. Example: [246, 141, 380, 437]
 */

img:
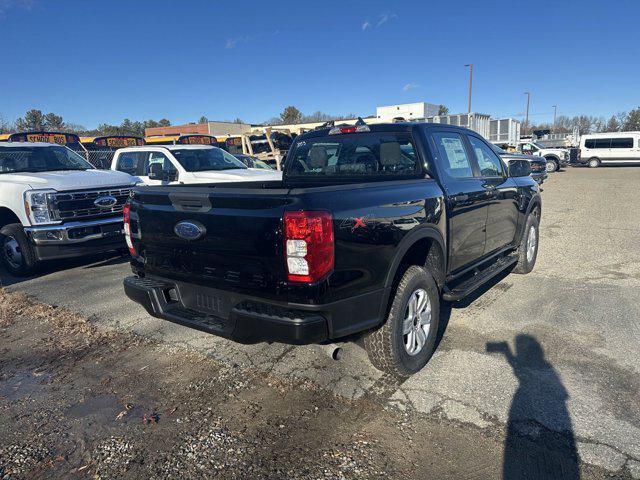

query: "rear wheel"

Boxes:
[363, 265, 440, 377]
[513, 214, 539, 274]
[1, 223, 38, 277]
[588, 157, 601, 168]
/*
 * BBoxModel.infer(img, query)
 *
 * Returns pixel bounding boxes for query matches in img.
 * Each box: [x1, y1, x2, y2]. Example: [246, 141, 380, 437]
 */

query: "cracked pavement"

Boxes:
[2, 166, 640, 478]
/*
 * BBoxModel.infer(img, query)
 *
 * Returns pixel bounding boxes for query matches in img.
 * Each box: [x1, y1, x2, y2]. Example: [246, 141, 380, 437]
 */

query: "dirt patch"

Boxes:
[0, 289, 609, 479]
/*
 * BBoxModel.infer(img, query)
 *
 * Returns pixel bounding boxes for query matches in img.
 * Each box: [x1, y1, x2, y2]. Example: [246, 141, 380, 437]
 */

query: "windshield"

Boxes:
[171, 147, 247, 172]
[286, 132, 419, 177]
[234, 154, 273, 170]
[0, 145, 93, 174]
[490, 144, 507, 155]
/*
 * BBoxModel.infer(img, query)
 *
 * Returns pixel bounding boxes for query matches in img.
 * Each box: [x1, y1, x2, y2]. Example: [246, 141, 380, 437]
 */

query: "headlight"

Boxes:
[24, 189, 59, 225]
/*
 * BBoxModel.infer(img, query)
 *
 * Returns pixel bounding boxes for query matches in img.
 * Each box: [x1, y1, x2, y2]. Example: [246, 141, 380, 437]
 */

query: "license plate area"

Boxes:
[176, 282, 232, 319]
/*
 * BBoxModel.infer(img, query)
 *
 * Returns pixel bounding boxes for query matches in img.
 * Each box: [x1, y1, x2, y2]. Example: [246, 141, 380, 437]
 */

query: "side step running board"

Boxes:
[442, 254, 518, 302]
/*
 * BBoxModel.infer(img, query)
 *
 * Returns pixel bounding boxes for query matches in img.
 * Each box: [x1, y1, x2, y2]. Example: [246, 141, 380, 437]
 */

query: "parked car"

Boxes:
[0, 142, 137, 276]
[232, 153, 274, 170]
[123, 123, 541, 376]
[111, 145, 281, 185]
[578, 132, 640, 168]
[491, 144, 547, 184]
[517, 141, 569, 173]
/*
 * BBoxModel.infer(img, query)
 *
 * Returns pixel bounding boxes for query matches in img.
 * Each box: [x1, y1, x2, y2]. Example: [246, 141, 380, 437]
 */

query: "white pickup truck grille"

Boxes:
[52, 187, 132, 221]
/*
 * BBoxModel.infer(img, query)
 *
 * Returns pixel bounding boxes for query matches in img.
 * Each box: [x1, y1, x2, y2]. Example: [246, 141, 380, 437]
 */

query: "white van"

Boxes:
[111, 145, 281, 185]
[580, 132, 640, 167]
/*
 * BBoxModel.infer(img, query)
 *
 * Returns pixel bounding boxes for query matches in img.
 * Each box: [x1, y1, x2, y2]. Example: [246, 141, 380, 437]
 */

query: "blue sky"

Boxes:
[1, 0, 638, 128]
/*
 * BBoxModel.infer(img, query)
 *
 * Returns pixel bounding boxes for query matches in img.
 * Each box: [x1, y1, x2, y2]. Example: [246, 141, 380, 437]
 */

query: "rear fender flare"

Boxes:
[378, 227, 446, 320]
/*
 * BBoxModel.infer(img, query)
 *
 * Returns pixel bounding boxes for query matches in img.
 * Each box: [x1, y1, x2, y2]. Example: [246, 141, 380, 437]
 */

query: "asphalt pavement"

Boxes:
[2, 166, 640, 477]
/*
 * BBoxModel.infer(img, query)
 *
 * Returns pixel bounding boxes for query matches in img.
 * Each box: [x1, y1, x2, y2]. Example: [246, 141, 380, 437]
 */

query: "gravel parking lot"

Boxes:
[1, 166, 639, 479]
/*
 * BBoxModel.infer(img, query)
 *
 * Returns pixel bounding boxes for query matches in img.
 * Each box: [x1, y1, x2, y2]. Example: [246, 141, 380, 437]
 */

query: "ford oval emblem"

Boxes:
[94, 195, 118, 209]
[174, 221, 206, 241]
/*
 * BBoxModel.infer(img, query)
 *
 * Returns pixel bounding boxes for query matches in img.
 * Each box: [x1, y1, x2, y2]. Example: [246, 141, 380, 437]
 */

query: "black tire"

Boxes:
[513, 214, 539, 274]
[545, 158, 559, 173]
[0, 223, 39, 277]
[588, 157, 600, 168]
[363, 265, 440, 377]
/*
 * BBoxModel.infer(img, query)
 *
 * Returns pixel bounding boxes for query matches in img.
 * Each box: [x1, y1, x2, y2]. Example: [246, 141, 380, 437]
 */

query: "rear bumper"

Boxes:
[123, 275, 384, 345]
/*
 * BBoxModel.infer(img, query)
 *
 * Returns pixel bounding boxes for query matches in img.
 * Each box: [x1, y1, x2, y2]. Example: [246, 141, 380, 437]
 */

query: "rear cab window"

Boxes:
[286, 131, 421, 178]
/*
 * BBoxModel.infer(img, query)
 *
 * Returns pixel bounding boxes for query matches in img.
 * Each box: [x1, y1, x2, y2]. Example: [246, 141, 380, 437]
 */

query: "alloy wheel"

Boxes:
[402, 288, 432, 356]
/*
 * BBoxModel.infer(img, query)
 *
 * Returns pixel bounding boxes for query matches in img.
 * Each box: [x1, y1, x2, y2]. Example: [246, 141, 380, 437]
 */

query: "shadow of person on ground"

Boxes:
[487, 334, 580, 480]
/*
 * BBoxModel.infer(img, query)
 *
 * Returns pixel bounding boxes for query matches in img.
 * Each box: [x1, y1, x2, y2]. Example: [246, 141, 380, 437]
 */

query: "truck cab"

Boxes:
[111, 145, 281, 185]
[0, 142, 137, 276]
[517, 140, 569, 173]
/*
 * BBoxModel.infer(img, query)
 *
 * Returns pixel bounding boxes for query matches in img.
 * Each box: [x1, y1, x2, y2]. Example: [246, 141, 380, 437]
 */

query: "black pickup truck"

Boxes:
[123, 123, 541, 376]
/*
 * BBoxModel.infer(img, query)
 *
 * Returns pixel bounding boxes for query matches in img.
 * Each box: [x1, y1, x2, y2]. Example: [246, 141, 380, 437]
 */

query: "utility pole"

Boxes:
[464, 64, 473, 114]
[552, 105, 557, 132]
[524, 92, 531, 132]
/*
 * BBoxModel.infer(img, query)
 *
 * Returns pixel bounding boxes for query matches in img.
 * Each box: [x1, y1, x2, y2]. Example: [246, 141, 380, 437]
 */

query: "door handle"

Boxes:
[452, 194, 469, 203]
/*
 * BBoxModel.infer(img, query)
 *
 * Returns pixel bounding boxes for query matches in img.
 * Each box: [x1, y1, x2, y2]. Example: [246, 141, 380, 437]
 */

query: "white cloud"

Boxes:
[363, 13, 398, 31]
[0, 0, 33, 17]
[403, 82, 420, 92]
[225, 36, 251, 49]
[376, 13, 398, 28]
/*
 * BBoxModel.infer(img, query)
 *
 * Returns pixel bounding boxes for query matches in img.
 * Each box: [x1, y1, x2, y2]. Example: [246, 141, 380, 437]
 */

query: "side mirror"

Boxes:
[508, 159, 532, 177]
[148, 163, 163, 179]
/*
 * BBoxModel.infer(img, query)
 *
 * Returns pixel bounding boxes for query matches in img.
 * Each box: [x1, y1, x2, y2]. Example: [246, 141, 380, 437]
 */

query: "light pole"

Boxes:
[552, 105, 557, 132]
[464, 64, 473, 114]
[524, 92, 531, 132]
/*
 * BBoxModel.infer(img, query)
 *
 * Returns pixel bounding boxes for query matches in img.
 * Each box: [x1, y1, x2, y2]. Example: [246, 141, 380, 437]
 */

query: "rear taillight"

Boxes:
[284, 211, 334, 283]
[123, 202, 136, 256]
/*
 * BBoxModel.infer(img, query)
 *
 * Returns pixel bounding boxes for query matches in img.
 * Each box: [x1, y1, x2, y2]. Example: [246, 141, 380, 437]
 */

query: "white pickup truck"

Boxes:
[517, 141, 569, 173]
[110, 145, 282, 185]
[0, 142, 137, 276]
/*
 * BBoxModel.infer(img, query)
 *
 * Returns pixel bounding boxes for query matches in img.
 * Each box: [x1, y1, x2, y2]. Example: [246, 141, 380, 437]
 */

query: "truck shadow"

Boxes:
[0, 253, 129, 287]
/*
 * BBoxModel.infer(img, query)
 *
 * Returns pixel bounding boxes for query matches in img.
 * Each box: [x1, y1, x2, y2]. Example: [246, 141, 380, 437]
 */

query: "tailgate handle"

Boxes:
[168, 193, 212, 212]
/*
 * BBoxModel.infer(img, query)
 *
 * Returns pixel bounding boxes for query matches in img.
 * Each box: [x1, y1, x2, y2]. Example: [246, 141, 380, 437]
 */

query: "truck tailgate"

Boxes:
[130, 184, 291, 296]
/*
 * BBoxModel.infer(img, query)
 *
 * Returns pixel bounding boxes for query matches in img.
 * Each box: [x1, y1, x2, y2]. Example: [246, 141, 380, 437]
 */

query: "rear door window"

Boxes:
[117, 151, 149, 175]
[287, 132, 419, 177]
[594, 138, 611, 149]
[431, 132, 474, 178]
